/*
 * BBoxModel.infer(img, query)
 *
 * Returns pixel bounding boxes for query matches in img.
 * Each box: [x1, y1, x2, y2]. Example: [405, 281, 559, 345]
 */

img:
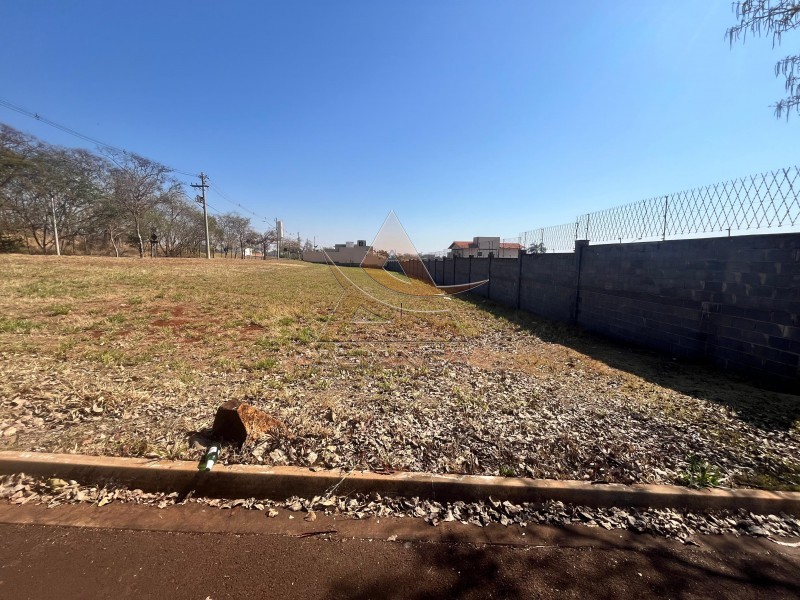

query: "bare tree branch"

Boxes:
[727, 1, 800, 118]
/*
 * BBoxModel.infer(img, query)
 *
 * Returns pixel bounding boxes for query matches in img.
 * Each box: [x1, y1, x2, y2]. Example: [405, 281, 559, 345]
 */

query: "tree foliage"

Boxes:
[253, 227, 278, 260]
[727, 1, 800, 118]
[0, 122, 259, 258]
[105, 149, 178, 258]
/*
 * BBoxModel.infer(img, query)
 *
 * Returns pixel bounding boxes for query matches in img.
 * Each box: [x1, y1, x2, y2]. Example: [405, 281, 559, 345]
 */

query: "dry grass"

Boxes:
[0, 254, 798, 490]
[0, 255, 343, 368]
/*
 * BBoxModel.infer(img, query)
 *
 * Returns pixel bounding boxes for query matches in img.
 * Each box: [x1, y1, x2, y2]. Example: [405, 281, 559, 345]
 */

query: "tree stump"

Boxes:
[211, 399, 286, 446]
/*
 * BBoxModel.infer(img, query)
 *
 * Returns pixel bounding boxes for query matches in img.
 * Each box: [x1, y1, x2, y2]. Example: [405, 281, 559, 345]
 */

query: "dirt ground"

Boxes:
[1, 254, 798, 490]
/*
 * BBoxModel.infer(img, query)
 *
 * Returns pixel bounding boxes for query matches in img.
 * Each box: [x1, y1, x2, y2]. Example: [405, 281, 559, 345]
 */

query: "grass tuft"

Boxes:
[247, 357, 278, 371]
[0, 317, 37, 333]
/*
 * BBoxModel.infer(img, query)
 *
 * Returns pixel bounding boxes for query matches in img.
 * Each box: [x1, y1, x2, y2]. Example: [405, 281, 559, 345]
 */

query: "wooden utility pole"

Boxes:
[275, 218, 282, 259]
[191, 173, 211, 259]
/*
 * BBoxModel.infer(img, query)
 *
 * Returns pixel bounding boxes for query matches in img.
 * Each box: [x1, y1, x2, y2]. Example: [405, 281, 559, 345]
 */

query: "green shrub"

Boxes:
[679, 454, 722, 488]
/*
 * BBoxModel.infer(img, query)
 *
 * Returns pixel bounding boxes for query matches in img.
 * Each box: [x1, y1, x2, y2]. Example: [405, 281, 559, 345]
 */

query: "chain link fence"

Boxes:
[507, 165, 800, 253]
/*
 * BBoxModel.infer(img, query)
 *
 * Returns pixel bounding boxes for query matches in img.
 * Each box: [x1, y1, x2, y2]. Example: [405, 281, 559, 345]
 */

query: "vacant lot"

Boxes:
[0, 254, 798, 490]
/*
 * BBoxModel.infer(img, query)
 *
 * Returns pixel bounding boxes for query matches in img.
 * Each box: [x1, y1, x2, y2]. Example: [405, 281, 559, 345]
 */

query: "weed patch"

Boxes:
[247, 357, 278, 371]
[0, 317, 37, 333]
[678, 454, 722, 488]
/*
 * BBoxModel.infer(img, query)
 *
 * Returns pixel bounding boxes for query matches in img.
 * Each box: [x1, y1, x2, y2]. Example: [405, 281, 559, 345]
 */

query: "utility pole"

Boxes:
[191, 173, 212, 259]
[50, 196, 61, 256]
[275, 218, 284, 260]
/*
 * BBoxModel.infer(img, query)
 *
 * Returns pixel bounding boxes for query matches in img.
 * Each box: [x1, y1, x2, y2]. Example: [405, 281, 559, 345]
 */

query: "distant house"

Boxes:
[243, 248, 263, 259]
[448, 237, 521, 258]
[302, 239, 370, 265]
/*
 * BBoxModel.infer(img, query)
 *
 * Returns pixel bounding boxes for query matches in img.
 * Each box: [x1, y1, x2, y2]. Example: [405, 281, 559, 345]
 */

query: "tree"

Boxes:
[2, 122, 248, 258]
[1, 125, 113, 254]
[527, 242, 547, 254]
[207, 215, 223, 258]
[281, 236, 301, 259]
[183, 204, 213, 257]
[217, 212, 251, 258]
[234, 221, 256, 259]
[1, 143, 66, 254]
[37, 148, 106, 255]
[106, 150, 174, 258]
[1, 125, 43, 251]
[254, 227, 277, 259]
[95, 193, 127, 257]
[0, 124, 37, 193]
[144, 189, 203, 257]
[727, 1, 800, 118]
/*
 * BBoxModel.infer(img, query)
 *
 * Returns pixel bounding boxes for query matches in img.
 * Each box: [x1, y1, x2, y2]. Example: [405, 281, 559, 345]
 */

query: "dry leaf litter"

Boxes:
[2, 473, 798, 545]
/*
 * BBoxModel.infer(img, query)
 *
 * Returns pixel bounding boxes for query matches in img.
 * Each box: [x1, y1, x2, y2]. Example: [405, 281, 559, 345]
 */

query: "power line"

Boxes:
[0, 97, 198, 178]
[0, 97, 283, 232]
[207, 186, 275, 230]
[208, 184, 271, 222]
[205, 201, 224, 215]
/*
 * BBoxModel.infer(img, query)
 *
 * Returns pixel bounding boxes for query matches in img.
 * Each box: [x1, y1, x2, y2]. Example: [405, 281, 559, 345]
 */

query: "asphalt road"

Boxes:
[0, 502, 798, 599]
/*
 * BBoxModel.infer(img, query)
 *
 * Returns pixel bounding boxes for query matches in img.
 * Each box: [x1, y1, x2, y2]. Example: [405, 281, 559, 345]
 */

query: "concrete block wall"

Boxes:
[577, 242, 711, 359]
[421, 233, 800, 391]
[486, 257, 519, 306]
[302, 247, 369, 266]
[518, 253, 577, 322]
[468, 258, 490, 299]
[580, 235, 800, 387]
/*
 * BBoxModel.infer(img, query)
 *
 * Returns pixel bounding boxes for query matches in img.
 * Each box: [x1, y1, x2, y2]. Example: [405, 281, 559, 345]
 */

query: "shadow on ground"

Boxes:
[328, 529, 800, 600]
[469, 297, 800, 433]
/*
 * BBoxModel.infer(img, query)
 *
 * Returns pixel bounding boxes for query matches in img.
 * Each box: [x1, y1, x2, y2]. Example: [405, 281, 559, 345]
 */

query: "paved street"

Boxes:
[0, 502, 798, 599]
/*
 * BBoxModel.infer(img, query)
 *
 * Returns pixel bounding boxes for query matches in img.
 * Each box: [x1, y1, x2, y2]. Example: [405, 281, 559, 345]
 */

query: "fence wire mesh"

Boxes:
[513, 165, 799, 253]
[504, 222, 579, 253]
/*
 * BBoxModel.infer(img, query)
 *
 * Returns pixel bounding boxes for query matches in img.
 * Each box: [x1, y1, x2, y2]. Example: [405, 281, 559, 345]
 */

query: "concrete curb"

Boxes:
[1, 451, 798, 514]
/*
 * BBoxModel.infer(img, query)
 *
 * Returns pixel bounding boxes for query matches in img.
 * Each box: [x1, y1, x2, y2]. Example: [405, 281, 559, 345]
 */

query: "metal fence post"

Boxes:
[574, 220, 579, 251]
[516, 248, 523, 310]
[662, 195, 669, 241]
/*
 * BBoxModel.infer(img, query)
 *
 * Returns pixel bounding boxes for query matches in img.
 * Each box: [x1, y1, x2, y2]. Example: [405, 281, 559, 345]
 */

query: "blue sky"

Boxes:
[1, 1, 796, 251]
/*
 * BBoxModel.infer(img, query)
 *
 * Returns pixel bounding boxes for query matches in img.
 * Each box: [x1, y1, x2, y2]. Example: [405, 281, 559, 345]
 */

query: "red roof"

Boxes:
[449, 241, 471, 249]
[499, 243, 522, 249]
